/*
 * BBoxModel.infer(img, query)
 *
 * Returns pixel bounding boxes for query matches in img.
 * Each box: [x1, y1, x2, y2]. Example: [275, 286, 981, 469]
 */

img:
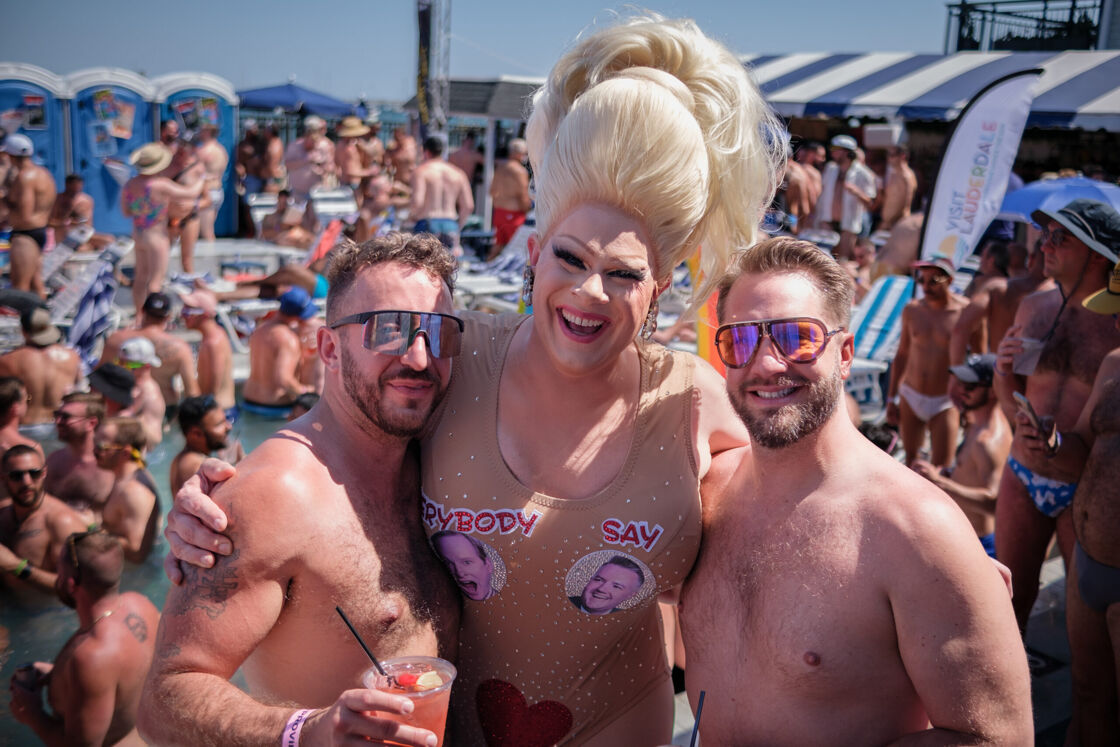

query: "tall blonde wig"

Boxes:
[526, 13, 787, 305]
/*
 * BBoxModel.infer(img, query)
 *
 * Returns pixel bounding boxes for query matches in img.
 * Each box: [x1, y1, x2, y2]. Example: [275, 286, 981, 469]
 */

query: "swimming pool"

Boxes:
[0, 409, 285, 745]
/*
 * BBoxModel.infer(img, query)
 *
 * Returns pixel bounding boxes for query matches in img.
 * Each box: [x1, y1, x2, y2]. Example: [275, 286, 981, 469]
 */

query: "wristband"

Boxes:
[10, 559, 29, 579]
[889, 395, 900, 406]
[282, 708, 313, 747]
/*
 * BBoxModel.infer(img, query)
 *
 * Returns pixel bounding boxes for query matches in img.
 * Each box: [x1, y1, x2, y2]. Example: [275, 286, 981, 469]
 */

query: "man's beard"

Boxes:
[204, 431, 229, 452]
[341, 347, 444, 438]
[730, 369, 842, 449]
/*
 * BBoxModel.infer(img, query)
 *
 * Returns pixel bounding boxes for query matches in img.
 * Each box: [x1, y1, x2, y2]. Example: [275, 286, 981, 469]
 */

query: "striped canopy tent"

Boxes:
[748, 50, 1120, 131]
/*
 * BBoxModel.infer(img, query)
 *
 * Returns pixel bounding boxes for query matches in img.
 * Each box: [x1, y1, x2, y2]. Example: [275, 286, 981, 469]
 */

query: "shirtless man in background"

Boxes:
[180, 290, 236, 417]
[0, 445, 88, 598]
[0, 378, 44, 457]
[9, 529, 159, 746]
[45, 393, 114, 523]
[448, 130, 484, 187]
[386, 125, 418, 185]
[2, 134, 55, 296]
[409, 136, 473, 256]
[241, 287, 317, 410]
[195, 123, 228, 240]
[488, 138, 530, 258]
[334, 116, 372, 190]
[162, 137, 209, 274]
[1019, 265, 1120, 744]
[783, 154, 811, 234]
[681, 237, 1031, 745]
[870, 211, 923, 281]
[95, 417, 161, 564]
[950, 240, 1053, 378]
[888, 256, 972, 467]
[794, 140, 824, 216]
[100, 292, 200, 418]
[116, 338, 166, 448]
[47, 174, 96, 252]
[911, 354, 1011, 556]
[356, 116, 385, 178]
[877, 144, 917, 231]
[0, 308, 81, 439]
[994, 198, 1120, 633]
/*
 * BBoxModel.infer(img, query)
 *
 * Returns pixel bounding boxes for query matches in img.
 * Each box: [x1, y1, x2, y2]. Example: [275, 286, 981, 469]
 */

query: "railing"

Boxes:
[945, 1, 1103, 52]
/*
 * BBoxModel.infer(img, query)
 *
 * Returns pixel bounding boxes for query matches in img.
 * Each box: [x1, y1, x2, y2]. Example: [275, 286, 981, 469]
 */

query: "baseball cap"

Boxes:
[829, 134, 857, 152]
[949, 353, 996, 387]
[3, 133, 33, 157]
[180, 289, 218, 317]
[278, 287, 318, 320]
[912, 254, 955, 277]
[119, 337, 162, 368]
[20, 307, 60, 346]
[142, 292, 173, 318]
[1084, 260, 1120, 315]
[89, 364, 136, 407]
[1032, 198, 1120, 264]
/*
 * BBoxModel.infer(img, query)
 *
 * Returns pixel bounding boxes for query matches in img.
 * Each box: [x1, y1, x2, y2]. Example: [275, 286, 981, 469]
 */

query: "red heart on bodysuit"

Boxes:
[476, 679, 573, 747]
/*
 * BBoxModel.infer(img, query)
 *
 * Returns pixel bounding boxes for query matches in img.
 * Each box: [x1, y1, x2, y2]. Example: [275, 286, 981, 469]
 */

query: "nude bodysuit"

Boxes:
[421, 312, 702, 745]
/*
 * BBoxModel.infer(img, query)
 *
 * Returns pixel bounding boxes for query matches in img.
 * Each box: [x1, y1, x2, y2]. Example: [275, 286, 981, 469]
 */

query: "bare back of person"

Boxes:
[46, 590, 159, 746]
[0, 345, 80, 425]
[163, 426, 460, 706]
[124, 376, 165, 447]
[880, 163, 916, 230]
[948, 410, 1011, 536]
[102, 327, 198, 409]
[102, 469, 161, 564]
[45, 448, 113, 522]
[489, 158, 530, 214]
[682, 440, 1013, 745]
[336, 139, 364, 186]
[243, 320, 303, 405]
[195, 324, 235, 411]
[410, 160, 468, 222]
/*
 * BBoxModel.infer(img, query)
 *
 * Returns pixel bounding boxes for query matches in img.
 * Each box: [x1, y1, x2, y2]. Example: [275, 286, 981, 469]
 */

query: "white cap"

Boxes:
[119, 337, 162, 367]
[3, 133, 33, 157]
[303, 115, 326, 131]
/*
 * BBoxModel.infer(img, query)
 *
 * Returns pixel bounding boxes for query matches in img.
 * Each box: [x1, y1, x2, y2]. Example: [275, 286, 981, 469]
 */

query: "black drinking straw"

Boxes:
[688, 690, 705, 747]
[335, 605, 387, 677]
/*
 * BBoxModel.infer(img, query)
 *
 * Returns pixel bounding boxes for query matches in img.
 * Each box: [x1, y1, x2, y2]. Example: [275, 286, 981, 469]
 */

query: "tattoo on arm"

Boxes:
[124, 613, 148, 642]
[164, 549, 242, 620]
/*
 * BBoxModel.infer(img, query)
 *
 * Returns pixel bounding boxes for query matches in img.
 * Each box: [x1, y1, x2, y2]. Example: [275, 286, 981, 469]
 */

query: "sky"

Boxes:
[6, 0, 949, 103]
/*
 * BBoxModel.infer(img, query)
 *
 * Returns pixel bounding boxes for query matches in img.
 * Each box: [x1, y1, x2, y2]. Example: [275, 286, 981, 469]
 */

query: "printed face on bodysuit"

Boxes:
[580, 562, 642, 615]
[432, 532, 496, 601]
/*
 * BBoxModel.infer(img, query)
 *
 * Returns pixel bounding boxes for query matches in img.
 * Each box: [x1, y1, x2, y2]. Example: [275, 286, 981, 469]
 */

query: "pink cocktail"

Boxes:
[363, 656, 456, 746]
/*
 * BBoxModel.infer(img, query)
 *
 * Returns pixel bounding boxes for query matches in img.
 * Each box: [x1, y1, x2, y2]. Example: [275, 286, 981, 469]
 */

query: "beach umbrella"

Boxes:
[237, 83, 356, 117]
[997, 176, 1120, 223]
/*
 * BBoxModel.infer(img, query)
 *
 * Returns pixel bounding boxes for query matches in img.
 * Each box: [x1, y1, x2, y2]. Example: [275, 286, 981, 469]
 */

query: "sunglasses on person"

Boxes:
[1038, 225, 1071, 248]
[54, 409, 88, 423]
[6, 467, 44, 481]
[328, 310, 464, 359]
[915, 271, 949, 286]
[65, 529, 104, 576]
[715, 317, 844, 369]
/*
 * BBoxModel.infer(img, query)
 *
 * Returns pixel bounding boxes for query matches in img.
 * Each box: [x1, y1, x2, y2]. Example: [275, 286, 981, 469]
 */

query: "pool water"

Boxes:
[0, 410, 284, 745]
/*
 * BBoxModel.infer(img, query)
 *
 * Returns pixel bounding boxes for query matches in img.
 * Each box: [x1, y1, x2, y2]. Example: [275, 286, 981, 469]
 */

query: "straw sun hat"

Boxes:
[337, 116, 371, 138]
[130, 143, 173, 175]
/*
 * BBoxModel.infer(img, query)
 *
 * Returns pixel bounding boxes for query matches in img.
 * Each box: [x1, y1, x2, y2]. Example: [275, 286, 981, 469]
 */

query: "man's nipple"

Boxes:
[803, 651, 821, 667]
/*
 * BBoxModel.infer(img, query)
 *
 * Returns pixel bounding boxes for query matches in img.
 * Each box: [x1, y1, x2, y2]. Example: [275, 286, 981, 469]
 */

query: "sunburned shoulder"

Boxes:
[849, 457, 973, 543]
[214, 430, 327, 521]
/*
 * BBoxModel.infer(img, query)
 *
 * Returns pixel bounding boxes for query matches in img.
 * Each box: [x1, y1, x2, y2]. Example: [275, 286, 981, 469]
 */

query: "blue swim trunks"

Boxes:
[980, 532, 997, 559]
[1007, 455, 1077, 518]
[413, 218, 459, 251]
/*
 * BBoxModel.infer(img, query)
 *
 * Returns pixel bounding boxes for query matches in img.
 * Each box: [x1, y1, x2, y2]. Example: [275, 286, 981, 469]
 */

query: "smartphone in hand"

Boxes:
[1013, 391, 1042, 431]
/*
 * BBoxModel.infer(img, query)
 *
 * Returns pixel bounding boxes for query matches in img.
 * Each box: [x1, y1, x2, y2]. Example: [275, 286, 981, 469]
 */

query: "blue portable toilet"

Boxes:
[153, 72, 239, 236]
[0, 62, 71, 187]
[66, 68, 157, 236]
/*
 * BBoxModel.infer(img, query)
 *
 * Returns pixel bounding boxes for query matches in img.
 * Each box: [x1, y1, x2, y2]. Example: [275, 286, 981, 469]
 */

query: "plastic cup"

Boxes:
[1013, 337, 1045, 376]
[362, 656, 456, 746]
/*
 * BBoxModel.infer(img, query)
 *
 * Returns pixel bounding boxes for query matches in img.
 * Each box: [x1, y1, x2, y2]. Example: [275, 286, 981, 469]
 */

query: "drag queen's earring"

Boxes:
[640, 295, 659, 340]
[521, 264, 535, 308]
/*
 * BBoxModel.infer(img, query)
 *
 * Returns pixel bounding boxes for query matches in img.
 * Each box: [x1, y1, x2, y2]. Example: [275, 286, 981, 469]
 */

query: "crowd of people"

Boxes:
[1, 9, 1119, 746]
